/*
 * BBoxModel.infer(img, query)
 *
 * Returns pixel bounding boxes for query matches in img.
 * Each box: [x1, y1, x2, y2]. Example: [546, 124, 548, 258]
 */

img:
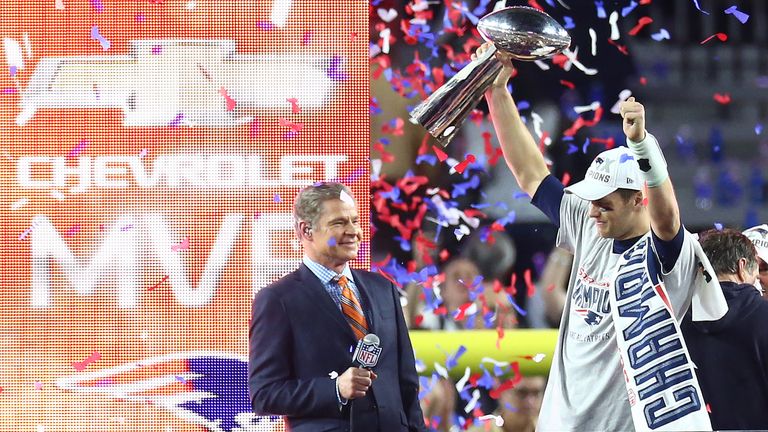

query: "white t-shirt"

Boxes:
[537, 192, 699, 431]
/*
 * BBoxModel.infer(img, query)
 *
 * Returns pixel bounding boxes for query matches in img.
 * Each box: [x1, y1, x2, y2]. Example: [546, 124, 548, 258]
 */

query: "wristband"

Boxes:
[626, 131, 669, 187]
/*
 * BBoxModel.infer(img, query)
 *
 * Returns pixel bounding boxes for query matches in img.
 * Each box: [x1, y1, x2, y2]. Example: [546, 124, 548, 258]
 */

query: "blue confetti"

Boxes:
[582, 138, 591, 154]
[513, 192, 529, 199]
[756, 124, 763, 135]
[724, 5, 749, 24]
[517, 100, 531, 110]
[567, 143, 579, 154]
[714, 222, 723, 231]
[595, 1, 607, 18]
[505, 293, 528, 316]
[415, 154, 437, 165]
[327, 237, 337, 246]
[651, 29, 671, 41]
[445, 345, 467, 370]
[621, 0, 638, 17]
[691, 0, 710, 15]
[619, 153, 635, 163]
[563, 16, 576, 29]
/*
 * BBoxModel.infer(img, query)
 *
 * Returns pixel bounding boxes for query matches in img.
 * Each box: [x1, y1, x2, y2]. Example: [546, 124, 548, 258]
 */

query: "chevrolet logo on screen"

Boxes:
[15, 39, 343, 127]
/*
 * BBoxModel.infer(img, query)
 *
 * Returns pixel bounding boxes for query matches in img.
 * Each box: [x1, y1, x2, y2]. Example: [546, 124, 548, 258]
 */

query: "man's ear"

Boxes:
[298, 221, 312, 239]
[737, 257, 750, 283]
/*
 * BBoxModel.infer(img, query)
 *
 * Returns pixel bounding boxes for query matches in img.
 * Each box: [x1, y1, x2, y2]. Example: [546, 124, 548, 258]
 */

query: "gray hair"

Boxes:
[698, 228, 758, 276]
[293, 182, 355, 232]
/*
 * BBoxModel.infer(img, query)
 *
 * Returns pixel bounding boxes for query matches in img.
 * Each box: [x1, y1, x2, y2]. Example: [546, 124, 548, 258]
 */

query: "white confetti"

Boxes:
[464, 389, 481, 413]
[532, 353, 546, 363]
[588, 28, 597, 56]
[433, 362, 449, 379]
[328, 370, 339, 380]
[479, 414, 505, 427]
[608, 11, 620, 40]
[339, 190, 354, 205]
[454, 366, 471, 392]
[610, 89, 633, 114]
[574, 101, 601, 114]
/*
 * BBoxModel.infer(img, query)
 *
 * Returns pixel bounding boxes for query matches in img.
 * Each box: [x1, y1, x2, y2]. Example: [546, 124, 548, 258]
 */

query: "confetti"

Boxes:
[301, 30, 313, 45]
[628, 17, 653, 36]
[171, 237, 190, 252]
[451, 154, 476, 175]
[67, 139, 89, 158]
[273, 193, 282, 203]
[219, 87, 236, 111]
[714, 222, 723, 231]
[478, 414, 504, 427]
[71, 351, 102, 372]
[33, 381, 43, 391]
[700, 33, 728, 44]
[286, 98, 301, 114]
[621, 0, 638, 17]
[148, 276, 169, 291]
[713, 93, 731, 104]
[168, 113, 184, 127]
[691, 0, 710, 15]
[724, 5, 749, 24]
[651, 29, 670, 41]
[90, 0, 104, 13]
[90, 25, 111, 51]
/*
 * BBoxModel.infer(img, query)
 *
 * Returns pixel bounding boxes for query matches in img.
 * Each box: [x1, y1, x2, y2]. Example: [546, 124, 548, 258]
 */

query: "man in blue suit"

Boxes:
[248, 182, 426, 432]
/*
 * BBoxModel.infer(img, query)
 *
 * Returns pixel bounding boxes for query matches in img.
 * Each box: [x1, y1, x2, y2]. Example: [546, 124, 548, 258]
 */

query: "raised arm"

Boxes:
[620, 97, 680, 240]
[476, 42, 550, 197]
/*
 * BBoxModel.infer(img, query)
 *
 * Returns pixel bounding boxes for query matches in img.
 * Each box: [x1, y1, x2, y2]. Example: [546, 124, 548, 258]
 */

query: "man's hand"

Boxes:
[338, 367, 378, 400]
[472, 42, 516, 91]
[620, 96, 646, 142]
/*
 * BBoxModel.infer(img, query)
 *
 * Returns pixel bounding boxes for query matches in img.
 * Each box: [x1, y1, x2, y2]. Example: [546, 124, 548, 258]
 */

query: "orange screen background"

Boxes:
[0, 1, 368, 430]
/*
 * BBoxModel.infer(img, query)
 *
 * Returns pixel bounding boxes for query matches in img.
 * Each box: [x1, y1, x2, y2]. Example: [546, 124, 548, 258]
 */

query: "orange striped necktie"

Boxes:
[336, 275, 368, 340]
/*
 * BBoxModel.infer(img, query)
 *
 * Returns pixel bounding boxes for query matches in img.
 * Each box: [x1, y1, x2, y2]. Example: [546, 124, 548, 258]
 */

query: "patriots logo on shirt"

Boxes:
[55, 351, 283, 432]
[574, 308, 604, 325]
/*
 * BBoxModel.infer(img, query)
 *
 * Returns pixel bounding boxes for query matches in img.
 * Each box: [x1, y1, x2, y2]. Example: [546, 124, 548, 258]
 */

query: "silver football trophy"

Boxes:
[409, 6, 571, 146]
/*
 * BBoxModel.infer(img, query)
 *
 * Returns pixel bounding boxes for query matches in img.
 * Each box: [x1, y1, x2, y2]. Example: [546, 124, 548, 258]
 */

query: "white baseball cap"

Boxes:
[743, 224, 768, 264]
[564, 147, 643, 201]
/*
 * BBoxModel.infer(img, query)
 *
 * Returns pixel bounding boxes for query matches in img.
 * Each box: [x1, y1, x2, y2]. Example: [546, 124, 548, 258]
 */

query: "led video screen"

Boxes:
[0, 1, 369, 430]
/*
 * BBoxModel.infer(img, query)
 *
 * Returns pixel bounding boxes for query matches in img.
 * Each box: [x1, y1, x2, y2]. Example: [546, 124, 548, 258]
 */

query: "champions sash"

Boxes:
[610, 235, 713, 431]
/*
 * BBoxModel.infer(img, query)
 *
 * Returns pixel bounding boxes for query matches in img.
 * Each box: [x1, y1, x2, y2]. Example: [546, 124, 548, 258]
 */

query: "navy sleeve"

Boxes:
[652, 224, 684, 274]
[530, 174, 565, 227]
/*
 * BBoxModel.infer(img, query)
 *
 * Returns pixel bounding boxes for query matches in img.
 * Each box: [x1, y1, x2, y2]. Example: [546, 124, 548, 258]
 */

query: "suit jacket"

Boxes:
[248, 264, 426, 432]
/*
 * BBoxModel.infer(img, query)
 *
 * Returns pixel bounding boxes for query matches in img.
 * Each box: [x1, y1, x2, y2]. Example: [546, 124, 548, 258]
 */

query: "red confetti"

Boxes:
[628, 17, 653, 36]
[218, 87, 236, 111]
[496, 325, 504, 349]
[373, 142, 395, 163]
[413, 314, 424, 327]
[432, 145, 448, 162]
[489, 363, 522, 398]
[546, 283, 555, 292]
[713, 93, 731, 104]
[439, 248, 450, 261]
[249, 118, 260, 138]
[278, 118, 303, 132]
[590, 136, 615, 149]
[148, 275, 169, 291]
[301, 30, 313, 45]
[561, 172, 571, 186]
[524, 268, 535, 297]
[286, 98, 301, 114]
[559, 79, 575, 89]
[526, 0, 544, 11]
[381, 117, 404, 136]
[607, 38, 629, 55]
[452, 154, 476, 174]
[700, 33, 728, 44]
[639, 76, 647, 85]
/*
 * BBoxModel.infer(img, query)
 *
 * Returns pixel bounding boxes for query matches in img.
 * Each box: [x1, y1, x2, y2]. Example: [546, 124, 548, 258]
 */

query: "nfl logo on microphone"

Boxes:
[355, 340, 382, 368]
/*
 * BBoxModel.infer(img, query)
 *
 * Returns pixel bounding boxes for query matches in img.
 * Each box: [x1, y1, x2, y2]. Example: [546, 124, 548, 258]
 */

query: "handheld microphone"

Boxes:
[352, 333, 381, 369]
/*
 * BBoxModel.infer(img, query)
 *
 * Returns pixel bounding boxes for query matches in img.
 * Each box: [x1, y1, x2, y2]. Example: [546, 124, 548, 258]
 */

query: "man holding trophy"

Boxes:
[410, 7, 728, 431]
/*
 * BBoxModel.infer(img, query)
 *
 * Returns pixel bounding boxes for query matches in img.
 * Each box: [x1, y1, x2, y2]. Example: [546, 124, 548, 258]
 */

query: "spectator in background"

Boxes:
[466, 376, 546, 432]
[681, 228, 768, 430]
[743, 224, 768, 297]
